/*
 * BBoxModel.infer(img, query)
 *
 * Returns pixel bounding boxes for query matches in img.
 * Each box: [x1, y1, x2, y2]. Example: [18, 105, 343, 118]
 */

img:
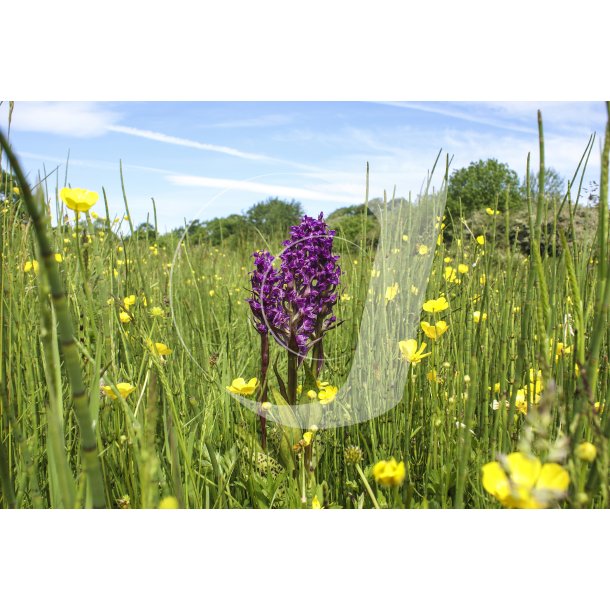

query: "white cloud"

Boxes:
[166, 173, 361, 204]
[108, 125, 275, 161]
[379, 102, 539, 135]
[9, 102, 121, 137]
[202, 114, 294, 129]
[480, 101, 607, 133]
[108, 124, 324, 172]
[438, 128, 601, 180]
[380, 101, 606, 141]
[18, 150, 170, 175]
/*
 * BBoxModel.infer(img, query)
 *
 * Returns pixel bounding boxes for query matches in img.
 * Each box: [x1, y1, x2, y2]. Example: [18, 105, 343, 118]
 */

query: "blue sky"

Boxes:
[1, 101, 606, 233]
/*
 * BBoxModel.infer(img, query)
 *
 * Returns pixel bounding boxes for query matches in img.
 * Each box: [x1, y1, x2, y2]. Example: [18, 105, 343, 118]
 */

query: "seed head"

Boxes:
[344, 445, 364, 466]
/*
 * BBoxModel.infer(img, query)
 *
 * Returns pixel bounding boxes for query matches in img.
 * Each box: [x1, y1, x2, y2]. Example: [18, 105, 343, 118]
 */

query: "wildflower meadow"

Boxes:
[1, 105, 609, 510]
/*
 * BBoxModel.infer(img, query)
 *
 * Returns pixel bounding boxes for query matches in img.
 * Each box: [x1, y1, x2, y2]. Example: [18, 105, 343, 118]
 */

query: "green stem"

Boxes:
[355, 464, 381, 509]
[0, 423, 15, 508]
[586, 102, 610, 398]
[0, 131, 106, 508]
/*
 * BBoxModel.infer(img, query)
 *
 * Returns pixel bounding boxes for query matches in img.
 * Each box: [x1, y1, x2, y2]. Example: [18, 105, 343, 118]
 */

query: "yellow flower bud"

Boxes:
[158, 496, 180, 509]
[575, 442, 597, 462]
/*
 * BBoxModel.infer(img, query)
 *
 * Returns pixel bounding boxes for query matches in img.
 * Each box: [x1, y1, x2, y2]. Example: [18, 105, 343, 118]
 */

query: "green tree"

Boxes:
[0, 167, 19, 202]
[327, 203, 380, 249]
[523, 167, 565, 199]
[245, 197, 303, 236]
[447, 158, 522, 217]
[203, 213, 244, 245]
[134, 222, 157, 240]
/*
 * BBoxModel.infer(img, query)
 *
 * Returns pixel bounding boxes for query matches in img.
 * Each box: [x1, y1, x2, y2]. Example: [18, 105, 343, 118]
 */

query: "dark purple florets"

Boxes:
[247, 213, 341, 357]
[246, 250, 288, 336]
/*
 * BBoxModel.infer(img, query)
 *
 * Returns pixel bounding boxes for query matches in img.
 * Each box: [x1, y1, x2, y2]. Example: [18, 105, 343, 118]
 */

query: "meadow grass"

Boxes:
[0, 105, 609, 509]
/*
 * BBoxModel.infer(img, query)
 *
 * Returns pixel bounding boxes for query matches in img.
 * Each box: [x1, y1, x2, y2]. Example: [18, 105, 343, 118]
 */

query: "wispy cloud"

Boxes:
[19, 151, 170, 175]
[202, 114, 294, 129]
[380, 101, 606, 139]
[8, 102, 121, 137]
[166, 173, 359, 204]
[379, 102, 539, 135]
[107, 125, 275, 161]
[481, 101, 606, 125]
[108, 124, 324, 172]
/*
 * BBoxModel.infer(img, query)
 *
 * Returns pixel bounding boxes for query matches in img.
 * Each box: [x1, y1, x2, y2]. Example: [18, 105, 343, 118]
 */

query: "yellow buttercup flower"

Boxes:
[421, 320, 449, 340]
[119, 311, 131, 324]
[102, 382, 136, 400]
[318, 385, 338, 404]
[417, 244, 429, 256]
[552, 340, 572, 361]
[473, 311, 487, 324]
[423, 296, 449, 313]
[458, 264, 469, 274]
[476, 235, 485, 245]
[311, 495, 322, 509]
[226, 377, 258, 396]
[147, 340, 172, 356]
[529, 368, 543, 395]
[486, 207, 500, 216]
[24, 260, 39, 273]
[302, 431, 313, 446]
[385, 283, 399, 302]
[514, 388, 529, 415]
[123, 294, 136, 310]
[149, 306, 164, 317]
[399, 339, 431, 364]
[373, 458, 406, 487]
[426, 369, 441, 384]
[482, 452, 569, 509]
[444, 266, 459, 283]
[60, 187, 99, 213]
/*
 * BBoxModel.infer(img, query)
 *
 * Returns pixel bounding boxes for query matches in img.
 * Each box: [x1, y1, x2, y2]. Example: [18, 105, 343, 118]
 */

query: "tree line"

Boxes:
[4, 159, 597, 254]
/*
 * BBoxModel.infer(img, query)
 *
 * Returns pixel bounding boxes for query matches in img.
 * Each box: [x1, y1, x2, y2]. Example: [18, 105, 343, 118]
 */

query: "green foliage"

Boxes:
[177, 198, 304, 247]
[201, 214, 244, 246]
[2, 112, 609, 509]
[0, 167, 20, 204]
[327, 203, 380, 249]
[447, 158, 522, 216]
[134, 222, 157, 240]
[524, 167, 565, 199]
[245, 197, 303, 236]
